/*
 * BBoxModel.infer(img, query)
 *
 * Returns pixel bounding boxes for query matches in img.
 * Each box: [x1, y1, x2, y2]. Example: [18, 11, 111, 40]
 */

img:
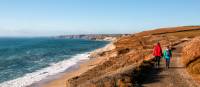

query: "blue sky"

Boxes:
[0, 0, 200, 37]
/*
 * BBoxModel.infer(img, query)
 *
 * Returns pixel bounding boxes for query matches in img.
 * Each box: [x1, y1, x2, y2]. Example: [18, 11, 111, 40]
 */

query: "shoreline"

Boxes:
[33, 42, 115, 87]
[0, 52, 91, 87]
[41, 56, 105, 87]
[29, 57, 89, 87]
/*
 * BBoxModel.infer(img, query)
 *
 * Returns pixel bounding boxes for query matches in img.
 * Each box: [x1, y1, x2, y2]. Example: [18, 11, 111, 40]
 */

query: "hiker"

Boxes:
[153, 42, 163, 68]
[163, 46, 172, 68]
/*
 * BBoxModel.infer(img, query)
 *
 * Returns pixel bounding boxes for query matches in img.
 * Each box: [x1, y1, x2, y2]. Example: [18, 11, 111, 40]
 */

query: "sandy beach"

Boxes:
[42, 56, 106, 87]
[41, 42, 115, 87]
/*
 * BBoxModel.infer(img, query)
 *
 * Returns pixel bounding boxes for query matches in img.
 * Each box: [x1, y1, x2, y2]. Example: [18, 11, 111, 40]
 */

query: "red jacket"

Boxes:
[153, 44, 163, 57]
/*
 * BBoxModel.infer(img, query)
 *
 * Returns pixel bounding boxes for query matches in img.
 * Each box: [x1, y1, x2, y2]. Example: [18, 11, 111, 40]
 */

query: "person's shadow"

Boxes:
[133, 66, 166, 87]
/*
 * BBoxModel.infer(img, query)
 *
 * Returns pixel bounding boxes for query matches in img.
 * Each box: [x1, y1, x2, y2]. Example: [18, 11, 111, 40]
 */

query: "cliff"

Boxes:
[68, 26, 200, 87]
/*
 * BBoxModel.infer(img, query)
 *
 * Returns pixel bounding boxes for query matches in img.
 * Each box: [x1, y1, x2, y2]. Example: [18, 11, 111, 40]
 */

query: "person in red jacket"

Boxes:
[153, 42, 163, 68]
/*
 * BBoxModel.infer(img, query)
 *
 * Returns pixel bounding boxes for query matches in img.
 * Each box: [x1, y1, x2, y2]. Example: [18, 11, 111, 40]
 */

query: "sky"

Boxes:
[0, 0, 200, 37]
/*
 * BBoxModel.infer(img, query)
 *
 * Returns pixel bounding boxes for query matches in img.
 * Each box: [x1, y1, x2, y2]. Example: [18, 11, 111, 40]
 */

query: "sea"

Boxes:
[0, 37, 109, 87]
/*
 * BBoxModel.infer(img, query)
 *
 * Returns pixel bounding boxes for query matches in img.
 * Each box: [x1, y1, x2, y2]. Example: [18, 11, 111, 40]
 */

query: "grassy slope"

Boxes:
[68, 26, 200, 87]
[181, 36, 200, 81]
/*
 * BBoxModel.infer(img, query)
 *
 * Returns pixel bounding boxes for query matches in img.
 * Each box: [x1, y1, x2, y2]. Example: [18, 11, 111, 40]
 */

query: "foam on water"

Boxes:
[0, 52, 90, 87]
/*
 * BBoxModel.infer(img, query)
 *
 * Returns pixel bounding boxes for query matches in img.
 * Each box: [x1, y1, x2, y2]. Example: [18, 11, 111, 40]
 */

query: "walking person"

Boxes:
[163, 46, 172, 68]
[153, 42, 163, 68]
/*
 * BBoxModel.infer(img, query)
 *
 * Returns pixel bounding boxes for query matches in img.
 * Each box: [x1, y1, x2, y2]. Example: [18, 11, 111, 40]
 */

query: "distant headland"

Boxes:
[56, 34, 130, 41]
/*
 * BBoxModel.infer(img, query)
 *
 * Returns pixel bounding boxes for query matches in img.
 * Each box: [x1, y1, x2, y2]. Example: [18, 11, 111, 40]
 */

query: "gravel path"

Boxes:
[140, 43, 200, 87]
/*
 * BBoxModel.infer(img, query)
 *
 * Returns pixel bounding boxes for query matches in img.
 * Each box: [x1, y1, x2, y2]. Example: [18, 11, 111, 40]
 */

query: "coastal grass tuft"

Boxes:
[181, 36, 200, 80]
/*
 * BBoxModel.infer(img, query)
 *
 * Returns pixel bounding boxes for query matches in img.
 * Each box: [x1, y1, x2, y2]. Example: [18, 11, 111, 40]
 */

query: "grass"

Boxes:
[166, 29, 200, 38]
[68, 26, 200, 86]
[181, 36, 200, 81]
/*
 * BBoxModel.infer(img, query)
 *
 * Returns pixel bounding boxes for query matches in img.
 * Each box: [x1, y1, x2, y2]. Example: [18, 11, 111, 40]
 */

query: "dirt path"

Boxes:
[138, 42, 200, 87]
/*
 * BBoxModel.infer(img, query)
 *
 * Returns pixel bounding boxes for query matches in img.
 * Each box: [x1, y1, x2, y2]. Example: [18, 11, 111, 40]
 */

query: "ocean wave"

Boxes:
[0, 53, 90, 87]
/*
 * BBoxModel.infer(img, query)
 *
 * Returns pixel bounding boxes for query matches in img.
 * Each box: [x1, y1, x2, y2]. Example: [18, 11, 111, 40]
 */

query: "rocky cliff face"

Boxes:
[68, 26, 200, 87]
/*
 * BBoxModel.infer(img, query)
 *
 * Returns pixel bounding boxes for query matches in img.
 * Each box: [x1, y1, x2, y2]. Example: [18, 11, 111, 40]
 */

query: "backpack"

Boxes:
[166, 50, 171, 57]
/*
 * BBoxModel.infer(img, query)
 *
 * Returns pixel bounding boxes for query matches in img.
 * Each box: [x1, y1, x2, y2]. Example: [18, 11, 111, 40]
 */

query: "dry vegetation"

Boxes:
[68, 26, 200, 87]
[181, 36, 200, 80]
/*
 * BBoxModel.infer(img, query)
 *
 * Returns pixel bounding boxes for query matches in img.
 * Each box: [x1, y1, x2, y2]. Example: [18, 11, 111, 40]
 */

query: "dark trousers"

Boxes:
[165, 59, 170, 68]
[155, 56, 161, 67]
